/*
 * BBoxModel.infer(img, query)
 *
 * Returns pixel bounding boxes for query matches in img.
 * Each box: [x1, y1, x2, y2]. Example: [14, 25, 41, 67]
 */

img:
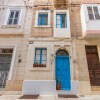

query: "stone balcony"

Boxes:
[0, 25, 24, 36]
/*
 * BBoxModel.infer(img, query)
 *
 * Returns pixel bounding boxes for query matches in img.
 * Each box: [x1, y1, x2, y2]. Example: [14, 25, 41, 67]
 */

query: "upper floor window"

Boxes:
[35, 10, 51, 27]
[56, 14, 67, 28]
[34, 48, 47, 67]
[87, 6, 100, 20]
[7, 10, 20, 25]
[38, 14, 48, 26]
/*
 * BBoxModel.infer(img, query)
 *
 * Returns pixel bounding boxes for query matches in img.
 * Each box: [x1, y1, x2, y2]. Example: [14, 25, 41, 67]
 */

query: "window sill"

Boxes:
[56, 28, 67, 29]
[29, 66, 50, 71]
[86, 19, 100, 23]
[88, 19, 100, 21]
[34, 25, 51, 28]
[2, 25, 21, 29]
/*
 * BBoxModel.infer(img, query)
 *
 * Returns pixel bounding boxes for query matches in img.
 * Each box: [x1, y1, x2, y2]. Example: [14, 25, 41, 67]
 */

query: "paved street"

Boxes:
[0, 95, 100, 100]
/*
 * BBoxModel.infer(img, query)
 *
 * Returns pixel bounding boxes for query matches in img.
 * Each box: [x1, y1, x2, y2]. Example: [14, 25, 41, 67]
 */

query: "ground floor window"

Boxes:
[33, 48, 47, 67]
[0, 48, 13, 88]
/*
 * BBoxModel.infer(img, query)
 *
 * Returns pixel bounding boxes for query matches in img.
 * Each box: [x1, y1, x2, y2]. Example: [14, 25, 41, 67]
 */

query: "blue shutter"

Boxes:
[38, 14, 48, 26]
[42, 15, 44, 25]
[34, 49, 36, 63]
[56, 15, 57, 28]
[38, 14, 40, 25]
[60, 15, 61, 28]
[40, 49, 42, 64]
[56, 14, 61, 28]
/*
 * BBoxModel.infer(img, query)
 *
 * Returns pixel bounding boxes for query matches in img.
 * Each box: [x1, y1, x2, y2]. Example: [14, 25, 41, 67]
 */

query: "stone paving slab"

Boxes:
[0, 95, 21, 100]
[57, 97, 83, 100]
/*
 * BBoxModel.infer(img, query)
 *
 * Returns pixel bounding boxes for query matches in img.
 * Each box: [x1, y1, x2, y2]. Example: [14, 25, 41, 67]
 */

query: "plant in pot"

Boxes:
[33, 62, 39, 67]
[56, 78, 61, 90]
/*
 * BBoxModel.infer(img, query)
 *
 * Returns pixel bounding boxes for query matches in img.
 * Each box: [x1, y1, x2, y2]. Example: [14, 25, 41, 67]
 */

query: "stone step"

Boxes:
[4, 91, 22, 95]
[91, 91, 100, 95]
[91, 86, 100, 91]
[57, 90, 77, 95]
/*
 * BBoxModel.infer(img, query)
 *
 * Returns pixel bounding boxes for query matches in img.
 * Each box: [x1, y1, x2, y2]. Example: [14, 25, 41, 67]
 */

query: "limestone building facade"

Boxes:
[0, 0, 100, 95]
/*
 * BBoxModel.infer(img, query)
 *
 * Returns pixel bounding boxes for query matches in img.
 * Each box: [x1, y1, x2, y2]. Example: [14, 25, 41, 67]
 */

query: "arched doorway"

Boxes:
[56, 49, 71, 90]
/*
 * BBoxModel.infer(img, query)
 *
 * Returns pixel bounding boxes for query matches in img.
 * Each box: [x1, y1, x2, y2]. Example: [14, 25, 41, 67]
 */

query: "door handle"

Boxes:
[57, 68, 60, 71]
[65, 68, 67, 71]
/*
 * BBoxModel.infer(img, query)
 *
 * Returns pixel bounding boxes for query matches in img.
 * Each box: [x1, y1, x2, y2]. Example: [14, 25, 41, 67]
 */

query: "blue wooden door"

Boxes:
[56, 56, 71, 90]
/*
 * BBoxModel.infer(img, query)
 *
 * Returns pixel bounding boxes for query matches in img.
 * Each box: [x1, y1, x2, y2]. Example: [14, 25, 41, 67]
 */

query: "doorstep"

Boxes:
[57, 90, 77, 95]
[91, 86, 100, 91]
[3, 91, 22, 95]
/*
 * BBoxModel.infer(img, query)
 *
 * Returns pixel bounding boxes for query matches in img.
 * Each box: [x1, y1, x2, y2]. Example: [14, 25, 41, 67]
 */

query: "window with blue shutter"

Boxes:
[7, 10, 20, 25]
[56, 14, 67, 28]
[38, 14, 48, 26]
[34, 48, 47, 66]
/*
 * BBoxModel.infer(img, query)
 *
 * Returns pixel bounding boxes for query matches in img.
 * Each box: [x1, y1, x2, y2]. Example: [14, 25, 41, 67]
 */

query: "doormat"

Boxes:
[19, 95, 39, 99]
[58, 94, 78, 98]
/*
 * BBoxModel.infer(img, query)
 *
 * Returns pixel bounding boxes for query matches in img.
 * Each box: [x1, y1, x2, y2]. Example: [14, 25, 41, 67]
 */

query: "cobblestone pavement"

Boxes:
[0, 95, 100, 100]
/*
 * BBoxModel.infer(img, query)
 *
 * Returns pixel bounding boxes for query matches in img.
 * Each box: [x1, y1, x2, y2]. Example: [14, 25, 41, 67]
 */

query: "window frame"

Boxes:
[34, 10, 51, 27]
[53, 10, 71, 38]
[56, 14, 67, 28]
[7, 10, 20, 25]
[38, 14, 48, 26]
[27, 44, 50, 70]
[4, 8, 22, 25]
[87, 6, 100, 20]
[34, 48, 47, 65]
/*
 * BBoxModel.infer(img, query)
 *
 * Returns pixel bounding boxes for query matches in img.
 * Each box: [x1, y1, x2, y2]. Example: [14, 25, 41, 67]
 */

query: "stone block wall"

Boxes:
[30, 6, 54, 37]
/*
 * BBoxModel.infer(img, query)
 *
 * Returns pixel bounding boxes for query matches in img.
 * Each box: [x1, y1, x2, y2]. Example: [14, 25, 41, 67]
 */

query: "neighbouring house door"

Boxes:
[0, 49, 13, 89]
[85, 46, 100, 86]
[56, 50, 71, 90]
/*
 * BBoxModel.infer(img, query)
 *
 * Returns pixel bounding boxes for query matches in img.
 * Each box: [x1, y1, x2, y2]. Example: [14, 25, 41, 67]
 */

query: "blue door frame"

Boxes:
[56, 56, 71, 90]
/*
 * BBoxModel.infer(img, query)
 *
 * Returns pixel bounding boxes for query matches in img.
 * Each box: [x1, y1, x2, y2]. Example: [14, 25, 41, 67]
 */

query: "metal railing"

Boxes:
[0, 71, 8, 88]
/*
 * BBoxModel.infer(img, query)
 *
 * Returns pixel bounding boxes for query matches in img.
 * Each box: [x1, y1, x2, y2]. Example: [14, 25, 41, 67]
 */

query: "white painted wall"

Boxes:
[53, 10, 71, 38]
[22, 80, 56, 95]
[80, 4, 100, 37]
[22, 80, 78, 95]
[80, 5, 87, 36]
